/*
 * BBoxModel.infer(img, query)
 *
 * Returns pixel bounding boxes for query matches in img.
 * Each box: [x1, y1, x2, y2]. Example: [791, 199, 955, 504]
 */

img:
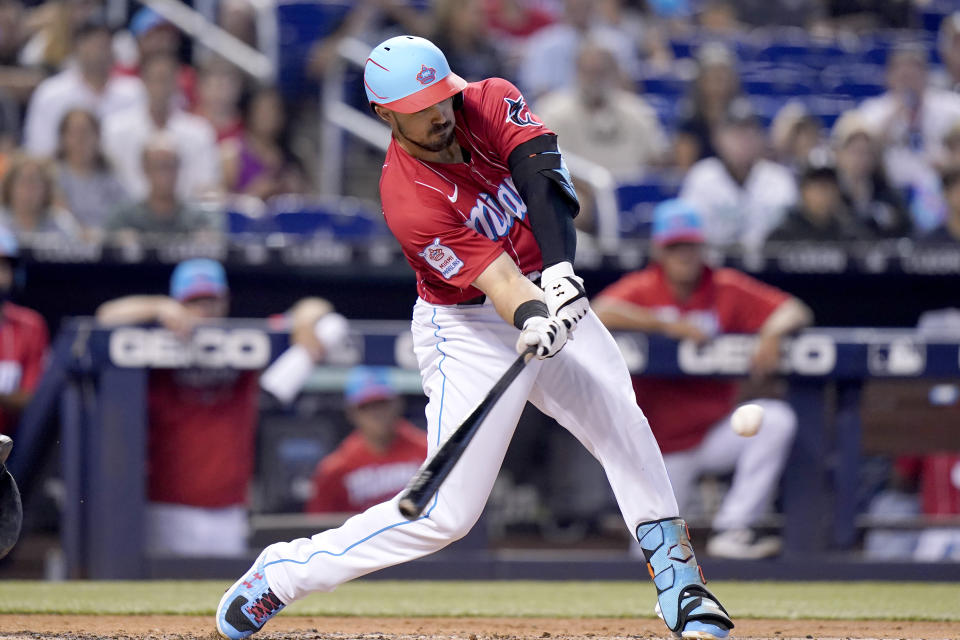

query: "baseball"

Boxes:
[731, 403, 764, 437]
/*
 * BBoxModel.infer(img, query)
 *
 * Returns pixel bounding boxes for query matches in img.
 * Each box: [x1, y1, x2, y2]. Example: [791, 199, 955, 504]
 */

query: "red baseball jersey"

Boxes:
[0, 302, 49, 435]
[147, 368, 259, 508]
[306, 420, 428, 513]
[597, 265, 789, 454]
[897, 454, 960, 516]
[380, 77, 551, 304]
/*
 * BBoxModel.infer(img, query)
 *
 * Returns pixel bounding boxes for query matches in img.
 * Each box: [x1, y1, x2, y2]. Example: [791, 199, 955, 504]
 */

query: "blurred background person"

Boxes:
[536, 42, 668, 178]
[102, 52, 220, 201]
[593, 200, 812, 558]
[936, 12, 960, 93]
[770, 102, 826, 176]
[831, 112, 912, 239]
[767, 163, 872, 243]
[54, 108, 129, 233]
[116, 6, 196, 109]
[221, 87, 309, 200]
[306, 367, 427, 514]
[95, 259, 337, 556]
[920, 168, 960, 243]
[23, 19, 145, 157]
[857, 42, 960, 232]
[18, 0, 103, 71]
[674, 42, 744, 169]
[517, 0, 638, 100]
[0, 228, 47, 436]
[0, 0, 44, 108]
[193, 59, 245, 145]
[0, 155, 79, 238]
[106, 134, 219, 238]
[679, 98, 797, 249]
[429, 0, 505, 82]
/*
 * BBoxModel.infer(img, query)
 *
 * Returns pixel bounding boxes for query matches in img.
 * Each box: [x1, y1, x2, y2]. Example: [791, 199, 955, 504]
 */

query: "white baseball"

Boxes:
[730, 403, 764, 437]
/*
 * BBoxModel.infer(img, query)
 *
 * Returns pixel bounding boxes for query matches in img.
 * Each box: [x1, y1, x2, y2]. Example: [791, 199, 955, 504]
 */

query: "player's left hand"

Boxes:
[541, 262, 589, 332]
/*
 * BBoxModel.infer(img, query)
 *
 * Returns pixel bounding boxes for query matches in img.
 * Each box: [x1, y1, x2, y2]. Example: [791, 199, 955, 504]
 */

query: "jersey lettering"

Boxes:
[468, 177, 527, 241]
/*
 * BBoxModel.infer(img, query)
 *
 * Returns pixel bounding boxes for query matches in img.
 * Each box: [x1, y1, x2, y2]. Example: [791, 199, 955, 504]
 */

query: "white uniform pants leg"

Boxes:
[662, 399, 797, 532]
[262, 301, 542, 605]
[527, 311, 679, 531]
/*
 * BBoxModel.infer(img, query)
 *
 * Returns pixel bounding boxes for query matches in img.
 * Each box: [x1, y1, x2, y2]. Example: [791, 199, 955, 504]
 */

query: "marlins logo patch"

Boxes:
[504, 95, 540, 127]
[416, 64, 436, 85]
[418, 238, 464, 279]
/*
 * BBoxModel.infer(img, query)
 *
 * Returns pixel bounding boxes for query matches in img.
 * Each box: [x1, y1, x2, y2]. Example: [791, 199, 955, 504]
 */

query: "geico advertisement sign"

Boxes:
[677, 335, 837, 376]
[109, 327, 271, 369]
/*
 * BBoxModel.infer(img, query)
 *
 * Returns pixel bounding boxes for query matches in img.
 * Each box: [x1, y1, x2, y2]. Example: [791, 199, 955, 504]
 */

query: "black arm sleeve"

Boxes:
[507, 134, 579, 269]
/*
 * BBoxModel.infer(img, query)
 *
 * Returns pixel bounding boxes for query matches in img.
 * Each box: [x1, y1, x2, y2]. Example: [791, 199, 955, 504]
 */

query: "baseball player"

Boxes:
[216, 36, 733, 640]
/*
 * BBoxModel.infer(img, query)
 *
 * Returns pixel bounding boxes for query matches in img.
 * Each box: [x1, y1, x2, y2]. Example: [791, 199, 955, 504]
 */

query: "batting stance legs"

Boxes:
[216, 302, 731, 638]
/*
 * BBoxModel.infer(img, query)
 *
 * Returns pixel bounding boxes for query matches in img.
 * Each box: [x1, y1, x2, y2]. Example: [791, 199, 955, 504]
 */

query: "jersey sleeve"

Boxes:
[475, 78, 554, 162]
[718, 269, 791, 333]
[595, 271, 656, 307]
[383, 183, 503, 290]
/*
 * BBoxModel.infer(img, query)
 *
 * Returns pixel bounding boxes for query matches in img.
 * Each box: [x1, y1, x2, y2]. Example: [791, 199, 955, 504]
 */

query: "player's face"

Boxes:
[390, 98, 457, 153]
[350, 397, 403, 445]
[659, 243, 704, 288]
[183, 295, 228, 319]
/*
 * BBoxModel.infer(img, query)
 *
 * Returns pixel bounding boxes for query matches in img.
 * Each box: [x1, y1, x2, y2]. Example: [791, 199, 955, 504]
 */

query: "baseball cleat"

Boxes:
[656, 602, 731, 639]
[216, 549, 286, 639]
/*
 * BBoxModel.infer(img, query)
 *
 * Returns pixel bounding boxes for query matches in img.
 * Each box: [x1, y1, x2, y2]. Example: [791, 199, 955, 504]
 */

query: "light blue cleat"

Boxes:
[638, 518, 733, 640]
[216, 550, 286, 639]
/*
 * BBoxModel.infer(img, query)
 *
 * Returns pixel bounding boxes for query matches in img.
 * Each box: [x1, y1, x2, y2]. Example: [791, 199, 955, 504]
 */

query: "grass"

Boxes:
[0, 581, 957, 621]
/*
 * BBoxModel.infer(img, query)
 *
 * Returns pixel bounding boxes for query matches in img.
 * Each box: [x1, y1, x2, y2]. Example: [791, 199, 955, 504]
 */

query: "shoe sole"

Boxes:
[681, 632, 729, 640]
[215, 571, 251, 639]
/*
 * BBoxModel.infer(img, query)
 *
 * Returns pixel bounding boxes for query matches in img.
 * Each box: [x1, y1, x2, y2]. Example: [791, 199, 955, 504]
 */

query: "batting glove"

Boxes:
[516, 315, 568, 359]
[541, 262, 588, 332]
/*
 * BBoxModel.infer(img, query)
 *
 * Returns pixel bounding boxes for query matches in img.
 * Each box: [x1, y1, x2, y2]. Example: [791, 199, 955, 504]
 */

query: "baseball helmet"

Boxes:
[364, 35, 467, 114]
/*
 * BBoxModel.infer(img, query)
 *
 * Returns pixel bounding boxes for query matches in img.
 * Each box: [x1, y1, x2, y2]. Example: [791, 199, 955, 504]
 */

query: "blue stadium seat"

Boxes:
[616, 174, 682, 238]
[276, 1, 353, 99]
[269, 196, 386, 240]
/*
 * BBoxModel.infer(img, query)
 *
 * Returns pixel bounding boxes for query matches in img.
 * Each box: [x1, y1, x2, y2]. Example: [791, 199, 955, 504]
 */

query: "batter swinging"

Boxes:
[215, 36, 733, 640]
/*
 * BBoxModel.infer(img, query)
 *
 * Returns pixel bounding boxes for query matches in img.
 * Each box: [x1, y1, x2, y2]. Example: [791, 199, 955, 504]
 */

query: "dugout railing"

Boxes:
[8, 319, 960, 580]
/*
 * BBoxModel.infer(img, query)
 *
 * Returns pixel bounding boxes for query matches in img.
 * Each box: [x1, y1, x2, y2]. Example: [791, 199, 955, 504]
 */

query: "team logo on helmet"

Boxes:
[416, 64, 437, 85]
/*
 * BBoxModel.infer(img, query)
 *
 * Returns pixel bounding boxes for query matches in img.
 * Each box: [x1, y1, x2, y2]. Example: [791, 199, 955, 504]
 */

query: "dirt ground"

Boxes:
[0, 615, 958, 640]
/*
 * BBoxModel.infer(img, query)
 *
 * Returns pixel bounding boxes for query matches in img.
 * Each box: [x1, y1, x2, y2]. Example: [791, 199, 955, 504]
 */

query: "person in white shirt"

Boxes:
[536, 42, 668, 178]
[857, 42, 960, 231]
[102, 52, 221, 201]
[679, 98, 797, 250]
[517, 0, 638, 100]
[23, 20, 146, 157]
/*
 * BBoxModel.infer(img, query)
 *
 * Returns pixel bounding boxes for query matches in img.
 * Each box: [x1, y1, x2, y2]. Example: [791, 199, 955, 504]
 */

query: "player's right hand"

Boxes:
[516, 315, 568, 359]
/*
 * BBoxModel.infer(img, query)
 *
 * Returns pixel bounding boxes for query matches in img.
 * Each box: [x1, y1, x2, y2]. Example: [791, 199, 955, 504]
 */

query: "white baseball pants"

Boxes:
[662, 399, 797, 532]
[262, 298, 678, 604]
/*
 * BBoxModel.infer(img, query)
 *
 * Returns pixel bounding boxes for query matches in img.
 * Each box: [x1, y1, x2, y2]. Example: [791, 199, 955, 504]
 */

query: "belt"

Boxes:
[455, 293, 487, 307]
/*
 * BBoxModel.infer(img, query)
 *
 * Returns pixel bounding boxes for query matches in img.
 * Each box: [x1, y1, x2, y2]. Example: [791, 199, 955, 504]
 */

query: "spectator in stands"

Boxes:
[306, 366, 427, 514]
[106, 134, 219, 237]
[95, 259, 338, 556]
[936, 12, 960, 93]
[19, 0, 103, 71]
[102, 52, 221, 201]
[485, 0, 555, 42]
[598, 0, 672, 70]
[819, 0, 914, 33]
[218, 0, 260, 51]
[674, 42, 744, 169]
[193, 59, 244, 144]
[770, 102, 825, 175]
[0, 155, 79, 238]
[23, 19, 146, 157]
[679, 98, 797, 249]
[54, 109, 129, 232]
[221, 87, 309, 200]
[920, 169, 960, 243]
[767, 163, 871, 242]
[831, 112, 912, 239]
[430, 0, 505, 82]
[117, 7, 196, 110]
[593, 200, 811, 559]
[536, 42, 668, 178]
[900, 454, 960, 561]
[0, 0, 44, 105]
[858, 42, 960, 231]
[517, 0, 638, 100]
[0, 228, 48, 436]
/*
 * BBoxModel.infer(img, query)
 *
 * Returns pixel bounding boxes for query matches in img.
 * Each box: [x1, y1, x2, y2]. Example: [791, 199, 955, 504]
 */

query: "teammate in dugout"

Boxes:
[216, 36, 734, 640]
[594, 200, 813, 560]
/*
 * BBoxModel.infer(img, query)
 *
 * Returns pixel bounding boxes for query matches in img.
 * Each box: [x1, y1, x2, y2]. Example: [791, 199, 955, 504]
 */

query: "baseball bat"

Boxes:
[398, 345, 537, 520]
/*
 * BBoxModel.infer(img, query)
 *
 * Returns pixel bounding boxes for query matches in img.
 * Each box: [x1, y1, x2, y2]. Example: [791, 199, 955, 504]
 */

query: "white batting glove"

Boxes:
[516, 315, 568, 359]
[541, 262, 588, 332]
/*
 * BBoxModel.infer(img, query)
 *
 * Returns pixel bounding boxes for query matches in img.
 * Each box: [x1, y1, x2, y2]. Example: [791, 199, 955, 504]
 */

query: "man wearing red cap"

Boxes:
[594, 200, 812, 559]
[217, 37, 733, 640]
